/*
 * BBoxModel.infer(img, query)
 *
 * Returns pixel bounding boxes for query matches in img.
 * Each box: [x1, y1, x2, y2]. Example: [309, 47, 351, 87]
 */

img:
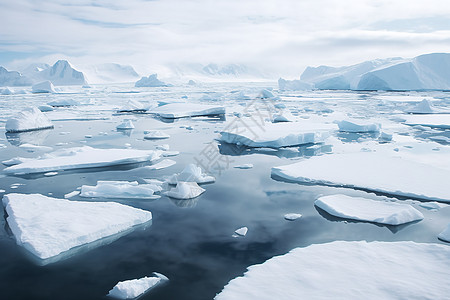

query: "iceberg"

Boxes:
[149, 103, 225, 119]
[438, 224, 450, 243]
[163, 182, 205, 199]
[215, 241, 450, 300]
[47, 99, 80, 107]
[5, 107, 54, 133]
[33, 60, 87, 86]
[1, 87, 13, 95]
[80, 181, 161, 199]
[167, 164, 215, 184]
[272, 153, 450, 202]
[108, 273, 168, 299]
[2, 193, 152, 260]
[32, 81, 56, 93]
[116, 120, 135, 130]
[0, 66, 32, 86]
[219, 122, 332, 148]
[315, 194, 423, 225]
[4, 146, 162, 175]
[144, 130, 170, 139]
[135, 74, 170, 87]
[278, 78, 313, 91]
[38, 105, 54, 112]
[337, 119, 381, 132]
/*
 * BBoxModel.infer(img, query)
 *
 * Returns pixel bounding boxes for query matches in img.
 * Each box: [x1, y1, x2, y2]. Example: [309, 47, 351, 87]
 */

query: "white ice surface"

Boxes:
[32, 81, 56, 93]
[438, 224, 450, 242]
[3, 146, 162, 175]
[144, 130, 170, 139]
[403, 114, 450, 129]
[219, 121, 333, 148]
[404, 99, 450, 114]
[337, 119, 381, 132]
[5, 107, 54, 133]
[80, 181, 160, 199]
[2, 193, 152, 260]
[167, 164, 215, 184]
[315, 194, 423, 225]
[150, 103, 225, 118]
[215, 241, 450, 300]
[272, 152, 450, 202]
[164, 182, 205, 199]
[117, 99, 147, 113]
[108, 273, 168, 299]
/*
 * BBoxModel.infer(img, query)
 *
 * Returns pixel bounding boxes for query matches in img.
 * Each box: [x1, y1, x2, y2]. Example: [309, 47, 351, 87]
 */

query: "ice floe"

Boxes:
[32, 81, 56, 93]
[2, 193, 152, 260]
[150, 103, 225, 118]
[272, 152, 450, 202]
[167, 164, 215, 184]
[135, 74, 170, 87]
[108, 272, 168, 299]
[3, 146, 162, 175]
[163, 182, 205, 199]
[80, 181, 161, 199]
[5, 107, 54, 133]
[38, 104, 54, 112]
[438, 224, 450, 242]
[337, 119, 381, 132]
[144, 130, 170, 139]
[219, 121, 333, 148]
[234, 227, 248, 236]
[215, 241, 450, 299]
[315, 194, 423, 225]
[116, 119, 135, 130]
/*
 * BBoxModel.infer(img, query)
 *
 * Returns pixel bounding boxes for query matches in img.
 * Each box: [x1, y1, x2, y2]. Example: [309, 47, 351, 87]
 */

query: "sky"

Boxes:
[1, 0, 450, 78]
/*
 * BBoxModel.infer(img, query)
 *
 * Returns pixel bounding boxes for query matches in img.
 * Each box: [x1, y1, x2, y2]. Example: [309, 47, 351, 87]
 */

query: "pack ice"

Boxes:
[3, 146, 162, 175]
[315, 194, 423, 225]
[5, 107, 54, 133]
[215, 241, 450, 300]
[81, 181, 161, 199]
[150, 103, 225, 118]
[219, 122, 333, 148]
[2, 193, 152, 260]
[271, 153, 450, 202]
[135, 74, 170, 87]
[108, 273, 168, 299]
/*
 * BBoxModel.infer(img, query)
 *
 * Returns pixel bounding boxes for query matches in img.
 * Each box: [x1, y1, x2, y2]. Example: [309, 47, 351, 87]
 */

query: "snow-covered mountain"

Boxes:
[300, 53, 450, 91]
[0, 67, 33, 86]
[81, 63, 140, 84]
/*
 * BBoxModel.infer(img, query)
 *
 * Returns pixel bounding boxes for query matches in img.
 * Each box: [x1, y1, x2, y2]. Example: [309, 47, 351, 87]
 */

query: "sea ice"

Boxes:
[284, 213, 302, 221]
[438, 224, 450, 242]
[234, 227, 248, 236]
[315, 194, 423, 225]
[150, 103, 225, 119]
[2, 193, 152, 260]
[117, 100, 147, 113]
[4, 146, 162, 175]
[219, 121, 332, 148]
[116, 119, 135, 130]
[135, 74, 170, 87]
[215, 241, 450, 299]
[167, 164, 215, 184]
[163, 182, 205, 199]
[272, 152, 450, 202]
[337, 119, 381, 132]
[419, 201, 448, 210]
[108, 273, 168, 299]
[32, 81, 56, 93]
[80, 181, 161, 199]
[405, 99, 446, 114]
[144, 130, 170, 139]
[145, 159, 176, 170]
[5, 107, 54, 133]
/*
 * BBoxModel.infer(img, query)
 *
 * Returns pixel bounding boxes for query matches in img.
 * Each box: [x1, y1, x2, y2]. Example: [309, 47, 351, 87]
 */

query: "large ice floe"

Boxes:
[215, 241, 450, 300]
[80, 181, 161, 199]
[108, 272, 168, 299]
[219, 121, 333, 148]
[337, 119, 381, 132]
[5, 107, 54, 133]
[315, 194, 423, 225]
[3, 146, 162, 175]
[167, 164, 215, 184]
[2, 193, 152, 261]
[149, 103, 225, 118]
[135, 74, 170, 87]
[403, 114, 450, 129]
[271, 153, 450, 202]
[31, 81, 56, 93]
[163, 182, 205, 199]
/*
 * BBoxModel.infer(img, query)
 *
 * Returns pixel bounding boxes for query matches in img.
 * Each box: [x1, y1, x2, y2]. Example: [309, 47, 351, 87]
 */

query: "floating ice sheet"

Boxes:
[150, 103, 225, 118]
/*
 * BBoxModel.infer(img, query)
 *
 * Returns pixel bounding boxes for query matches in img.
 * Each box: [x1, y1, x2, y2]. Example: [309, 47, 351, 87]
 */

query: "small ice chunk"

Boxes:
[155, 144, 170, 151]
[284, 213, 302, 221]
[164, 182, 205, 199]
[419, 202, 448, 210]
[5, 107, 54, 133]
[80, 181, 161, 199]
[438, 224, 450, 242]
[234, 227, 248, 236]
[379, 132, 393, 141]
[108, 273, 168, 299]
[405, 99, 439, 114]
[144, 130, 170, 139]
[162, 151, 179, 157]
[2, 157, 31, 166]
[32, 81, 55, 93]
[167, 164, 215, 184]
[315, 194, 424, 225]
[116, 119, 135, 130]
[38, 105, 54, 112]
[337, 120, 381, 132]
[258, 89, 275, 99]
[43, 172, 58, 177]
[146, 159, 176, 170]
[64, 190, 80, 198]
[234, 164, 253, 169]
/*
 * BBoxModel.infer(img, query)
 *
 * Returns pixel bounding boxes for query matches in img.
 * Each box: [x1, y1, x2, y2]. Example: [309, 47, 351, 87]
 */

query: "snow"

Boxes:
[32, 81, 56, 93]
[167, 164, 215, 184]
[234, 164, 253, 169]
[150, 103, 225, 119]
[2, 193, 152, 260]
[108, 273, 168, 299]
[4, 146, 162, 175]
[272, 152, 450, 202]
[315, 194, 423, 225]
[164, 182, 205, 199]
[80, 181, 161, 199]
[284, 213, 302, 221]
[5, 107, 54, 133]
[116, 120, 135, 130]
[146, 159, 176, 170]
[144, 130, 170, 139]
[403, 114, 450, 129]
[234, 227, 248, 236]
[278, 78, 313, 91]
[438, 224, 450, 242]
[219, 121, 333, 148]
[135, 74, 170, 87]
[337, 119, 381, 132]
[215, 241, 450, 300]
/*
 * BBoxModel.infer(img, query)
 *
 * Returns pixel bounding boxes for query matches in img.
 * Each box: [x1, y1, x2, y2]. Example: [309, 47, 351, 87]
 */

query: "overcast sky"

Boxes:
[1, 0, 450, 77]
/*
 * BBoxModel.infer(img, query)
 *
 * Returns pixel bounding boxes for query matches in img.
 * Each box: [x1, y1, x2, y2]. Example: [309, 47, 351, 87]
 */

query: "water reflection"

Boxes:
[5, 129, 52, 146]
[169, 197, 200, 208]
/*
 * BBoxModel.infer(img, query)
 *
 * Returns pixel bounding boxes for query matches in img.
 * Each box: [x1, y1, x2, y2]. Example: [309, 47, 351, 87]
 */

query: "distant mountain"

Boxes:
[300, 53, 450, 91]
[0, 66, 33, 86]
[22, 60, 87, 86]
[81, 63, 140, 84]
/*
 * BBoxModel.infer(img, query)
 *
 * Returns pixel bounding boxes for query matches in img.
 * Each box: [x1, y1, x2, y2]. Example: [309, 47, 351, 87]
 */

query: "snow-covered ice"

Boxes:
[163, 182, 205, 199]
[144, 130, 170, 139]
[337, 119, 381, 132]
[3, 146, 162, 175]
[2, 193, 152, 260]
[150, 103, 225, 118]
[108, 273, 168, 299]
[315, 194, 423, 225]
[438, 224, 450, 242]
[135, 74, 170, 87]
[167, 164, 215, 184]
[0, 66, 32, 86]
[284, 213, 302, 221]
[80, 181, 161, 199]
[116, 119, 135, 130]
[215, 241, 450, 300]
[272, 152, 450, 202]
[405, 99, 450, 114]
[32, 81, 56, 93]
[5, 107, 54, 133]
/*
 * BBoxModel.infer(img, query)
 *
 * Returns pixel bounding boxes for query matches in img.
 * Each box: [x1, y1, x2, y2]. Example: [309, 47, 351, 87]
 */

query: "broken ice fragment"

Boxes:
[164, 182, 205, 199]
